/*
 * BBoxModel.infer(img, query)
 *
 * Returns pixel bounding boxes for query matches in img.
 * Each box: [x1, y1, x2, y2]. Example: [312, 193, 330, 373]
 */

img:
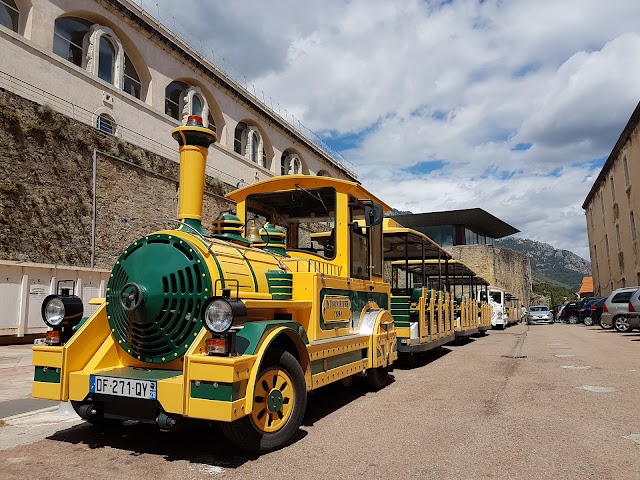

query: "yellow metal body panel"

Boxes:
[189, 398, 246, 422]
[177, 144, 208, 221]
[32, 381, 63, 400]
[311, 360, 368, 389]
[157, 375, 185, 414]
[33, 349, 63, 369]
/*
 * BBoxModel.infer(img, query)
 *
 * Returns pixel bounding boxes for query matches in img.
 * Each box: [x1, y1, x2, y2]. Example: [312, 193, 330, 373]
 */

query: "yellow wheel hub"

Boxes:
[251, 368, 294, 433]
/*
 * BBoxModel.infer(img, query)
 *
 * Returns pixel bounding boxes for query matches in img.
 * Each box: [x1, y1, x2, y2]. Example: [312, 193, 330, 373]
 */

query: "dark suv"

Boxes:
[559, 300, 582, 324]
[579, 297, 605, 326]
[559, 297, 601, 324]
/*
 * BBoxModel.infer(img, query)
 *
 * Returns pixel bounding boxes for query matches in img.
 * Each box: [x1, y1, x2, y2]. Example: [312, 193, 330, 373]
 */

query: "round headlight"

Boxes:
[44, 297, 65, 327]
[203, 299, 233, 333]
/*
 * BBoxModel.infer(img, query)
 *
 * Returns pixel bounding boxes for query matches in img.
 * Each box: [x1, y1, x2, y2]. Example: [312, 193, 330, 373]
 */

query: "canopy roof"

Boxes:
[390, 259, 489, 286]
[383, 218, 451, 261]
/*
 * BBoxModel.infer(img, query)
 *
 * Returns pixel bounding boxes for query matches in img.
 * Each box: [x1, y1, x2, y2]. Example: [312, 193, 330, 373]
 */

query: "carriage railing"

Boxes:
[281, 258, 342, 276]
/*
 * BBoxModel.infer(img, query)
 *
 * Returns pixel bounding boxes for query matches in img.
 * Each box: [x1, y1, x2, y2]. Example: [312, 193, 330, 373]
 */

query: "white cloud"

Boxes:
[152, 0, 640, 261]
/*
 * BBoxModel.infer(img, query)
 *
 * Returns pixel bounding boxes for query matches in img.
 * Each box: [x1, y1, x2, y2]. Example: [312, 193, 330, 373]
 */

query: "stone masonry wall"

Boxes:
[447, 245, 533, 307]
[0, 89, 235, 269]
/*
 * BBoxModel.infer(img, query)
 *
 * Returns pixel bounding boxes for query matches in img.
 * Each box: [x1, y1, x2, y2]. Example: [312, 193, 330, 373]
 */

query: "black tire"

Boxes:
[366, 366, 389, 390]
[613, 316, 631, 333]
[220, 349, 306, 453]
[70, 401, 121, 427]
[568, 315, 579, 325]
[583, 316, 593, 327]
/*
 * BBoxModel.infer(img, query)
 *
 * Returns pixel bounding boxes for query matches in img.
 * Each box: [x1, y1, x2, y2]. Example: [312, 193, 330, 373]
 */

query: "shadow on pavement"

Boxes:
[47, 420, 261, 467]
[393, 347, 452, 371]
[303, 379, 379, 427]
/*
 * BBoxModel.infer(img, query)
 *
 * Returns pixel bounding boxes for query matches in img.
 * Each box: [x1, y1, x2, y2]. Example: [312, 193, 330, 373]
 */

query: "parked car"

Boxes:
[600, 287, 639, 332]
[550, 304, 564, 322]
[579, 297, 605, 326]
[590, 298, 609, 328]
[526, 305, 553, 324]
[559, 300, 582, 324]
[626, 289, 640, 331]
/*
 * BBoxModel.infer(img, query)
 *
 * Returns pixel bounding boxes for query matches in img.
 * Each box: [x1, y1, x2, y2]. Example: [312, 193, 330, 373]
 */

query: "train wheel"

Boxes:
[366, 366, 389, 390]
[220, 349, 306, 453]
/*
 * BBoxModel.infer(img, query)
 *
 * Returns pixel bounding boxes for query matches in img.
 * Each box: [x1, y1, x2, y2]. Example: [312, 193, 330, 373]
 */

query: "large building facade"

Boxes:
[0, 0, 356, 339]
[0, 0, 356, 185]
[583, 102, 640, 295]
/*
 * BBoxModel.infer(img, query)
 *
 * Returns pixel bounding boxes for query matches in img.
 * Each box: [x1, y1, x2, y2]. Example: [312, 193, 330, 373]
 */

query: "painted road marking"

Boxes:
[577, 385, 617, 393]
[555, 354, 575, 358]
[560, 365, 591, 370]
[623, 434, 640, 444]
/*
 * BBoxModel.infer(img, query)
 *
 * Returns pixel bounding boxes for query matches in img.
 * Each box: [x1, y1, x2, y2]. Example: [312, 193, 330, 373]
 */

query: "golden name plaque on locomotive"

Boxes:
[322, 295, 352, 323]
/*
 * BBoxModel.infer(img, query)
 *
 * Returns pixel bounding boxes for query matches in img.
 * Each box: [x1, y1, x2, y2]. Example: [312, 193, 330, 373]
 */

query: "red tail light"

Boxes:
[603, 304, 608, 313]
[630, 303, 636, 313]
[591, 304, 597, 311]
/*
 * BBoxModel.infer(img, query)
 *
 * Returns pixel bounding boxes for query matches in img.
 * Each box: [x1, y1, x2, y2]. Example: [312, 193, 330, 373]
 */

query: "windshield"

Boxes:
[529, 306, 549, 312]
[245, 187, 336, 259]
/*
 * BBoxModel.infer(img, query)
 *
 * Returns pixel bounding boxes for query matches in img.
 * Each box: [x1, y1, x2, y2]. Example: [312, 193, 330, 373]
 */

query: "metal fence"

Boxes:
[127, 0, 357, 179]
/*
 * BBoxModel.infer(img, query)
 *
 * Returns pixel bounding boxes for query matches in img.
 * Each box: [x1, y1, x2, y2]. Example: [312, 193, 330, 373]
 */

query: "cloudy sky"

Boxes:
[150, 0, 640, 260]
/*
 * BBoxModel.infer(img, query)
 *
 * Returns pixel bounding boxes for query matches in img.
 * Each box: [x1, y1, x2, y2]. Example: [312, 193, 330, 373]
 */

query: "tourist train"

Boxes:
[32, 116, 516, 452]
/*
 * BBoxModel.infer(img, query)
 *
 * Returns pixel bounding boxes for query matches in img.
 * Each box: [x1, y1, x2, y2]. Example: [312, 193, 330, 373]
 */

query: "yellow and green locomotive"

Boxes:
[32, 116, 396, 452]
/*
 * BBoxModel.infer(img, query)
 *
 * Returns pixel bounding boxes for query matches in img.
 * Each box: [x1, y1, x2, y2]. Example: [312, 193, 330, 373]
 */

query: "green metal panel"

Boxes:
[266, 270, 293, 300]
[34, 366, 61, 383]
[235, 321, 308, 355]
[190, 380, 246, 401]
[106, 234, 213, 364]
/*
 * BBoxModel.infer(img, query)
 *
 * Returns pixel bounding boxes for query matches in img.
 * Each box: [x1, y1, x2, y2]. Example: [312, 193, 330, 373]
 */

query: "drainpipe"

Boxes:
[91, 149, 97, 268]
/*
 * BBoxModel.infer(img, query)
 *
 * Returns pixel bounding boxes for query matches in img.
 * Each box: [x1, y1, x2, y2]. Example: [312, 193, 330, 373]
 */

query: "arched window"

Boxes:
[96, 113, 116, 135]
[281, 151, 303, 175]
[98, 36, 116, 84]
[234, 123, 265, 167]
[207, 112, 216, 136]
[123, 53, 141, 98]
[250, 131, 259, 164]
[234, 122, 247, 154]
[53, 17, 92, 67]
[165, 81, 188, 120]
[192, 95, 203, 116]
[53, 17, 141, 100]
[0, 0, 19, 32]
[164, 83, 210, 124]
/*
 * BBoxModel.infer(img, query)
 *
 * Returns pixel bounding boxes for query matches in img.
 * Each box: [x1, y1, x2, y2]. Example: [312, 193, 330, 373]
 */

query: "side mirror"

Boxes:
[364, 203, 383, 227]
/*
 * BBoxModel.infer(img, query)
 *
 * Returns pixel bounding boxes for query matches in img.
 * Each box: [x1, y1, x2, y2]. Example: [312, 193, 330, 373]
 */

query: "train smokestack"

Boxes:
[171, 115, 217, 234]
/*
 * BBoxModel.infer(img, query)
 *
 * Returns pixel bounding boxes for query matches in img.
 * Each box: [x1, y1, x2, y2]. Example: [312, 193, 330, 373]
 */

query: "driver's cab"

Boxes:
[228, 175, 389, 282]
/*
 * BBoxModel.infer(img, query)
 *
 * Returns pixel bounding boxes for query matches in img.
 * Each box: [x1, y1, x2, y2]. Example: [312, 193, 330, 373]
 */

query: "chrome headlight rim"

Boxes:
[42, 295, 65, 327]
[41, 294, 84, 328]
[201, 297, 248, 334]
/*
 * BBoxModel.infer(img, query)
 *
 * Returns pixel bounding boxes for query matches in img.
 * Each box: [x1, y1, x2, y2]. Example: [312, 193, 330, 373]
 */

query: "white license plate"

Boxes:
[90, 375, 157, 400]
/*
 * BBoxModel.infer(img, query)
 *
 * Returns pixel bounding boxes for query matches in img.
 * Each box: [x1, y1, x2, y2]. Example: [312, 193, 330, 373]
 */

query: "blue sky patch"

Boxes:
[405, 160, 446, 174]
[512, 142, 532, 151]
[323, 131, 363, 151]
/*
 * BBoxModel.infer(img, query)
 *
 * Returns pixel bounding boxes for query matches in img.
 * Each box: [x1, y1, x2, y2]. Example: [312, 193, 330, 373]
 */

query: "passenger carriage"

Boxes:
[382, 219, 456, 356]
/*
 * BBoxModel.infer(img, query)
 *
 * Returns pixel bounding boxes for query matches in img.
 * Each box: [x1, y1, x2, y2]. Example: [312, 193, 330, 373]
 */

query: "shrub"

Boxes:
[38, 104, 54, 116]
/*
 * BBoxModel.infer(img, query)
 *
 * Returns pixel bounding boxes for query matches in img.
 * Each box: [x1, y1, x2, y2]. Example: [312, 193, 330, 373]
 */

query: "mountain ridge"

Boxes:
[496, 237, 591, 289]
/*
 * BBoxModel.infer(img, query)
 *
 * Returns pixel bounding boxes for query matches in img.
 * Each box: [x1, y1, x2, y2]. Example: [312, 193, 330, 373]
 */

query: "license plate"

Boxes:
[90, 375, 157, 400]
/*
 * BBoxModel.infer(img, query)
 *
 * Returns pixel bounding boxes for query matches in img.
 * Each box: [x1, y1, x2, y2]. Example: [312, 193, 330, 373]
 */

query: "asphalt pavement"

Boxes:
[0, 344, 58, 418]
[0, 324, 639, 480]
